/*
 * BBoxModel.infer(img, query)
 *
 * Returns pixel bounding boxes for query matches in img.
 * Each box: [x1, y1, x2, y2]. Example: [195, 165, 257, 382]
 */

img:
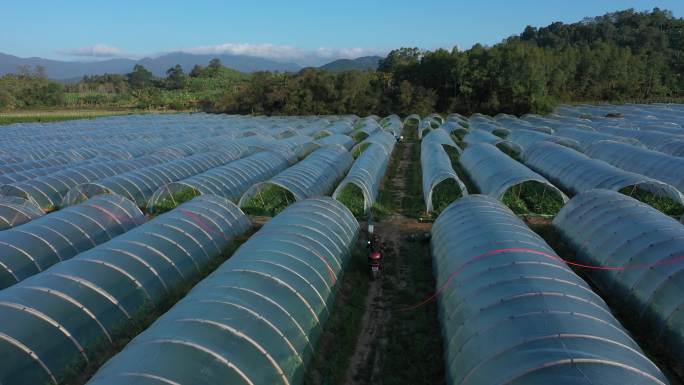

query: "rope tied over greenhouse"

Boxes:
[397, 246, 684, 313]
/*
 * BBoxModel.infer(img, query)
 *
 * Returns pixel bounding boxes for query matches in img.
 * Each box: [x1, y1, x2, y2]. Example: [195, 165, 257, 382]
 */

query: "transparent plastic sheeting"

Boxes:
[239, 146, 353, 205]
[585, 140, 684, 193]
[0, 154, 174, 211]
[459, 143, 567, 203]
[431, 195, 669, 385]
[333, 139, 395, 214]
[62, 145, 247, 207]
[421, 141, 467, 213]
[148, 151, 291, 210]
[314, 134, 355, 150]
[0, 197, 44, 230]
[0, 154, 82, 175]
[0, 194, 145, 290]
[462, 129, 523, 154]
[552, 126, 641, 150]
[422, 129, 460, 152]
[351, 131, 396, 156]
[85, 198, 359, 385]
[554, 190, 684, 370]
[653, 139, 684, 157]
[596, 126, 683, 150]
[0, 195, 250, 385]
[418, 119, 433, 139]
[379, 114, 403, 137]
[404, 113, 421, 125]
[522, 141, 684, 205]
[507, 128, 583, 152]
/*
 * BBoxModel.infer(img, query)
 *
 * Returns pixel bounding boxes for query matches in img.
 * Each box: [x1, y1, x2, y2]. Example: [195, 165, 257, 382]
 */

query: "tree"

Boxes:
[378, 47, 422, 73]
[165, 64, 186, 90]
[189, 64, 204, 78]
[207, 58, 222, 76]
[126, 64, 154, 89]
[34, 65, 47, 79]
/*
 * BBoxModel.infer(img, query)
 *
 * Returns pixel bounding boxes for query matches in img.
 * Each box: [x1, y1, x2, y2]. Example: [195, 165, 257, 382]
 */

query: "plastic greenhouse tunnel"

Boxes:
[84, 197, 359, 385]
[522, 141, 684, 217]
[585, 140, 684, 194]
[62, 144, 247, 207]
[350, 131, 396, 158]
[239, 146, 353, 215]
[0, 196, 45, 230]
[506, 128, 583, 153]
[0, 194, 145, 290]
[0, 154, 173, 212]
[0, 195, 251, 385]
[554, 189, 684, 376]
[421, 140, 467, 214]
[147, 150, 292, 214]
[431, 195, 669, 385]
[459, 143, 567, 215]
[333, 138, 395, 216]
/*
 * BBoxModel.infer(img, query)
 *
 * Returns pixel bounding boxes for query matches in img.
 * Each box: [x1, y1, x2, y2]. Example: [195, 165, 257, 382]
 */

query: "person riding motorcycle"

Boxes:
[367, 233, 383, 279]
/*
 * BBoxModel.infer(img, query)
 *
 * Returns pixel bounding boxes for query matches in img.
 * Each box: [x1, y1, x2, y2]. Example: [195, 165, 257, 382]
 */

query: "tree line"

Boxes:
[216, 8, 684, 116]
[1, 8, 682, 116]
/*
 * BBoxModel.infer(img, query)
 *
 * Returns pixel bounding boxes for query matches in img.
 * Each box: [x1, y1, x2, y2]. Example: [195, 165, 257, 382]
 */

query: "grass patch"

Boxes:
[337, 184, 366, 218]
[402, 140, 425, 218]
[0, 109, 138, 125]
[492, 128, 509, 138]
[501, 181, 564, 215]
[377, 235, 445, 385]
[431, 179, 464, 215]
[241, 185, 296, 216]
[619, 186, 684, 217]
[444, 146, 479, 194]
[57, 229, 256, 385]
[147, 188, 200, 216]
[496, 142, 521, 159]
[313, 131, 331, 139]
[303, 240, 370, 385]
[352, 131, 370, 142]
[372, 139, 404, 220]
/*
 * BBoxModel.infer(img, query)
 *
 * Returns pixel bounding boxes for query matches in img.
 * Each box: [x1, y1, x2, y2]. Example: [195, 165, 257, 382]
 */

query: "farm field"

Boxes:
[0, 109, 145, 125]
[1, 104, 684, 385]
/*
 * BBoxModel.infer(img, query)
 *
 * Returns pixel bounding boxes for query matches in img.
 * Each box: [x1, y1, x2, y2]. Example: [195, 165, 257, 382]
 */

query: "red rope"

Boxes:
[397, 247, 684, 312]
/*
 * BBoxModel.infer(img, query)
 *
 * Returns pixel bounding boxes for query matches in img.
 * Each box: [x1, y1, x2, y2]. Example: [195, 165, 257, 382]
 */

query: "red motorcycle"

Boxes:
[368, 234, 383, 280]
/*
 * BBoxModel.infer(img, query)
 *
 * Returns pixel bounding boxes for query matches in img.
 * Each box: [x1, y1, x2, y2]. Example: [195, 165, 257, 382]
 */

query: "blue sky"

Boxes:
[1, 0, 683, 65]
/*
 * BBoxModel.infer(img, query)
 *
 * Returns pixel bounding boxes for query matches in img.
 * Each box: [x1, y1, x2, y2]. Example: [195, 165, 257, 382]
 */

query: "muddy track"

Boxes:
[343, 139, 433, 385]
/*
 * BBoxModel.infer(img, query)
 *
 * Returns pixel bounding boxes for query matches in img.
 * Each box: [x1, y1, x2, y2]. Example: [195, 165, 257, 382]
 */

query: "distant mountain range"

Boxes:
[319, 56, 382, 72]
[0, 52, 382, 80]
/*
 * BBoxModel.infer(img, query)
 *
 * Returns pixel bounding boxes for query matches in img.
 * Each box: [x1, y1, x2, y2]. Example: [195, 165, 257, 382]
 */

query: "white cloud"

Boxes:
[57, 44, 124, 58]
[179, 43, 386, 65]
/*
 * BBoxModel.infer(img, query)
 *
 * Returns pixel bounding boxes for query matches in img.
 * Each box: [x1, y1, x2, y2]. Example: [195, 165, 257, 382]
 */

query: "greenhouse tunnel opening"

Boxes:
[336, 183, 366, 217]
[240, 184, 297, 216]
[502, 181, 565, 215]
[618, 185, 684, 218]
[147, 186, 201, 215]
[351, 131, 370, 143]
[451, 130, 467, 142]
[495, 142, 522, 159]
[443, 145, 479, 194]
[431, 178, 465, 215]
[492, 128, 509, 139]
[313, 131, 331, 139]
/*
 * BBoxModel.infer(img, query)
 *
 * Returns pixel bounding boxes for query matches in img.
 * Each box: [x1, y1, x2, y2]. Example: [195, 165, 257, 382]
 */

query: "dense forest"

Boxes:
[1, 8, 682, 115]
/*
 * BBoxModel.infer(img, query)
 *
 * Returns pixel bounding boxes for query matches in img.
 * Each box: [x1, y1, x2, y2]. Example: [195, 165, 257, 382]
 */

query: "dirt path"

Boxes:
[343, 138, 437, 385]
